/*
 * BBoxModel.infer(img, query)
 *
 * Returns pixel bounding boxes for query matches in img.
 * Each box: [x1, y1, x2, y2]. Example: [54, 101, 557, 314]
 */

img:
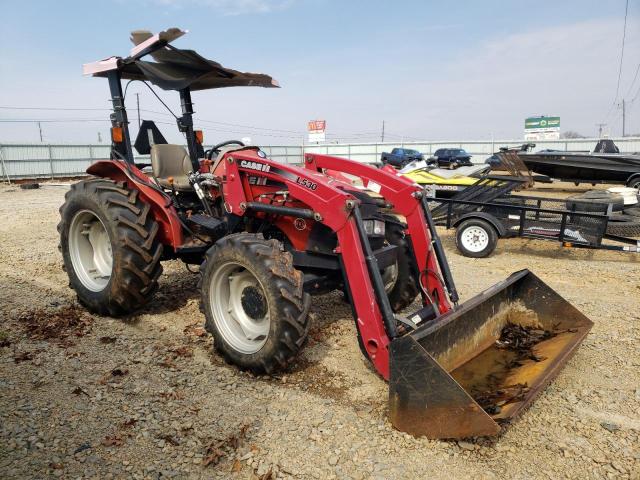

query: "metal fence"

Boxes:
[2, 137, 639, 180]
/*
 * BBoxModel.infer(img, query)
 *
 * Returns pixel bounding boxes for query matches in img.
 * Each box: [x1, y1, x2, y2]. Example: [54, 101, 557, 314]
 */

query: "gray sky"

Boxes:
[0, 0, 639, 145]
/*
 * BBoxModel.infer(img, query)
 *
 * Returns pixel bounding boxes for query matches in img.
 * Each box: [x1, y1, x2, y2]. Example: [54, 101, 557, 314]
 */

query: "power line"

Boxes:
[0, 118, 109, 123]
[0, 107, 423, 142]
[0, 106, 111, 111]
[604, 0, 630, 123]
[0, 104, 306, 135]
[625, 62, 640, 98]
[632, 83, 640, 103]
[0, 104, 380, 138]
[613, 0, 629, 103]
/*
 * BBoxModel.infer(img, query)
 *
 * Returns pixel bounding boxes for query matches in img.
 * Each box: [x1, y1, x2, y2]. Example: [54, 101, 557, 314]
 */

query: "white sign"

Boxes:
[308, 120, 326, 143]
[524, 116, 560, 141]
[524, 130, 560, 141]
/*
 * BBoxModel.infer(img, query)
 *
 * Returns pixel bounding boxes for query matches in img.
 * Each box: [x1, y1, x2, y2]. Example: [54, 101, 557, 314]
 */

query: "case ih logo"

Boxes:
[239, 160, 271, 172]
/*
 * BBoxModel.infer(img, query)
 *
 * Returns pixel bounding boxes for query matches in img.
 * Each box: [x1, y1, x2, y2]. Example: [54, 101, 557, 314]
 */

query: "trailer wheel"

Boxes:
[383, 224, 420, 311]
[625, 177, 640, 189]
[455, 219, 498, 258]
[58, 178, 164, 316]
[200, 233, 311, 374]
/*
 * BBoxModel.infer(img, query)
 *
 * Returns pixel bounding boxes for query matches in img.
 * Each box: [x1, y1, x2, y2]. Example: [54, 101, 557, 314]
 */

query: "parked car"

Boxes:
[380, 148, 424, 168]
[430, 148, 473, 169]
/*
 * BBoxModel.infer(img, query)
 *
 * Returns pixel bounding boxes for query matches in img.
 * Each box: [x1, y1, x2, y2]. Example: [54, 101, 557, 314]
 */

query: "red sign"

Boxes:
[307, 120, 326, 132]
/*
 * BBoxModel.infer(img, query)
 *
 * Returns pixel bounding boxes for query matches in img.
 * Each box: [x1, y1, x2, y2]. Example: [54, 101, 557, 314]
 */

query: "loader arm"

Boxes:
[303, 153, 457, 309]
[220, 149, 399, 378]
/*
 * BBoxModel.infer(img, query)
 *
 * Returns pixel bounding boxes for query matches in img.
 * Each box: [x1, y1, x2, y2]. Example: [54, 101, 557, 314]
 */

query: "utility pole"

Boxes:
[97, 132, 102, 143]
[381, 120, 385, 143]
[136, 93, 141, 129]
[595, 123, 607, 138]
[37, 122, 43, 142]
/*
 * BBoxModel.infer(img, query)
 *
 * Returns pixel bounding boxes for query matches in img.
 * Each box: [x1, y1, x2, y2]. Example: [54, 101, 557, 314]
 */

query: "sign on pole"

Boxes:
[524, 116, 560, 141]
[308, 120, 326, 143]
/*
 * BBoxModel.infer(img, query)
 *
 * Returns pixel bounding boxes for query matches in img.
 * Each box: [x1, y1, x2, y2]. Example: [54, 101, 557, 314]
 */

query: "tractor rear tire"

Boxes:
[58, 178, 163, 316]
[200, 233, 311, 374]
[384, 224, 420, 312]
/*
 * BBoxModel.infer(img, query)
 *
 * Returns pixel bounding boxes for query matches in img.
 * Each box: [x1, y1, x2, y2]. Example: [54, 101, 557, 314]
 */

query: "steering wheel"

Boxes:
[206, 140, 246, 160]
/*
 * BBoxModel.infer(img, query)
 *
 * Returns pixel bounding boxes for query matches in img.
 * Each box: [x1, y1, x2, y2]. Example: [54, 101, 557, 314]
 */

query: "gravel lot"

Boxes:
[0, 182, 638, 480]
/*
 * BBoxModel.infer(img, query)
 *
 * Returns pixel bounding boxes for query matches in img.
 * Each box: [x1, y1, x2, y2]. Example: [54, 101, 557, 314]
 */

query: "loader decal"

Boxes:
[295, 177, 318, 190]
[239, 160, 271, 173]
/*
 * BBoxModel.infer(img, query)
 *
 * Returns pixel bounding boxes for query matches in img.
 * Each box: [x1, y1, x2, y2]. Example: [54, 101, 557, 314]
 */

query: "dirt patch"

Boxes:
[18, 304, 93, 345]
[0, 183, 639, 480]
[279, 357, 356, 403]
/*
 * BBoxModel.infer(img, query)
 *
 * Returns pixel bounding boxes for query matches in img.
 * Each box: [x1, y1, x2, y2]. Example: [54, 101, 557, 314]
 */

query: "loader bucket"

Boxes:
[389, 269, 593, 439]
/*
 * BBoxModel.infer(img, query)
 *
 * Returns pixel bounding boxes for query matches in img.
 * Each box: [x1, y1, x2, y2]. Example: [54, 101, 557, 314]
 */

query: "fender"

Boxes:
[86, 160, 184, 249]
[453, 211, 507, 237]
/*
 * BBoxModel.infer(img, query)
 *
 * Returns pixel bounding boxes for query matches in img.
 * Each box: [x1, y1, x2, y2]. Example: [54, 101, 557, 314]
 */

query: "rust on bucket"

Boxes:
[389, 269, 593, 439]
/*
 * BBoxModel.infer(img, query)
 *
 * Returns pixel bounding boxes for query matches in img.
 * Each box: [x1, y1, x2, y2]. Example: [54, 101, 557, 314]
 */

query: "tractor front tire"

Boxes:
[200, 233, 311, 374]
[58, 178, 163, 316]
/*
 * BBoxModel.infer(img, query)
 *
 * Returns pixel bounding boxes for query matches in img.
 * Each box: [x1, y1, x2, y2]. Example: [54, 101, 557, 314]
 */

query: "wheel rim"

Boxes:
[68, 210, 113, 292]
[461, 226, 489, 253]
[209, 262, 270, 354]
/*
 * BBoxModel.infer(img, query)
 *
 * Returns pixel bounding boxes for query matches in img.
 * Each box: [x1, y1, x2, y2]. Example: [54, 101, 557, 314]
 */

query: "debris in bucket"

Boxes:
[496, 322, 556, 362]
[474, 383, 530, 414]
[469, 322, 557, 415]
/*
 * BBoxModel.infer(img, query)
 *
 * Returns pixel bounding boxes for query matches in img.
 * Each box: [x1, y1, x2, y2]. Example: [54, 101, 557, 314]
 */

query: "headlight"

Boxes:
[363, 219, 385, 236]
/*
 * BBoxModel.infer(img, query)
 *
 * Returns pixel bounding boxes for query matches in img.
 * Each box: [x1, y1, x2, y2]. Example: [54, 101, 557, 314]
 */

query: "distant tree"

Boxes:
[561, 131, 586, 139]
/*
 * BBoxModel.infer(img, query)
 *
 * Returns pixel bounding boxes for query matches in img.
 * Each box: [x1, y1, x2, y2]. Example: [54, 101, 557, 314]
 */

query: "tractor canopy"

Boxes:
[82, 28, 279, 91]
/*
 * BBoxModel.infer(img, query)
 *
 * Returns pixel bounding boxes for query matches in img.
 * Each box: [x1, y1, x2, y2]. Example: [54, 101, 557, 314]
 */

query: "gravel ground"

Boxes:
[0, 182, 638, 480]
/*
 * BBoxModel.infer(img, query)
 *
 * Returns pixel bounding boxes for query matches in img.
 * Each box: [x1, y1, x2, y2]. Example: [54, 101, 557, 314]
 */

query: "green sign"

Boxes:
[525, 116, 560, 130]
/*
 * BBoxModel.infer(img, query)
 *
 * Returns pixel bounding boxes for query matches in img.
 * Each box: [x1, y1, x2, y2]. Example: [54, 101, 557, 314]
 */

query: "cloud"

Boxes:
[426, 17, 640, 138]
[150, 0, 296, 15]
[315, 16, 640, 140]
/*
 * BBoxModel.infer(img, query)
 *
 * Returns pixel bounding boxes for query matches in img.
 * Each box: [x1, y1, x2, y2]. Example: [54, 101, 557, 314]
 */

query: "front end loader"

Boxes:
[58, 28, 593, 439]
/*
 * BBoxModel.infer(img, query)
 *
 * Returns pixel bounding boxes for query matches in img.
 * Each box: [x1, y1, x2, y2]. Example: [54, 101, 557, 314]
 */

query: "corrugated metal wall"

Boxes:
[1, 138, 639, 180]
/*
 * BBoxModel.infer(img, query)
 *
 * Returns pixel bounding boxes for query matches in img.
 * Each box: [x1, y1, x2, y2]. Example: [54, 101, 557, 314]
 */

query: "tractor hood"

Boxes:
[83, 28, 280, 91]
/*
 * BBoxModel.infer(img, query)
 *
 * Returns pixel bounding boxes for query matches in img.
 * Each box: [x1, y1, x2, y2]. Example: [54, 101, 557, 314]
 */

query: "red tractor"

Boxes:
[59, 29, 593, 439]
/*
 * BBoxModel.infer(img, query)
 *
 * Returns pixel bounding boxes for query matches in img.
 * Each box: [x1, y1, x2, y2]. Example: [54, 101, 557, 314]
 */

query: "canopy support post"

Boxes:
[107, 70, 135, 164]
[178, 87, 201, 171]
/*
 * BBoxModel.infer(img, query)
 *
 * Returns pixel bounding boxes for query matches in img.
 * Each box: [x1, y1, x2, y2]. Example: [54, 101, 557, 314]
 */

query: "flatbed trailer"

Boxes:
[431, 194, 640, 257]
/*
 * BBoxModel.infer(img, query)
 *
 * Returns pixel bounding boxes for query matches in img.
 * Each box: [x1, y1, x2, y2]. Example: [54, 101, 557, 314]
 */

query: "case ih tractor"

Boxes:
[58, 29, 593, 439]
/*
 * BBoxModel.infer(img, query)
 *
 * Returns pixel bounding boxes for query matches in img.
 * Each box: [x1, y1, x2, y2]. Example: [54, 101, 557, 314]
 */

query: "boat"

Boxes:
[518, 140, 640, 188]
[398, 160, 489, 198]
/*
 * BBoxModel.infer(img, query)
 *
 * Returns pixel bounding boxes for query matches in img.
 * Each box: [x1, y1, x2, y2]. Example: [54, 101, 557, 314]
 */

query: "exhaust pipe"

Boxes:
[389, 269, 593, 439]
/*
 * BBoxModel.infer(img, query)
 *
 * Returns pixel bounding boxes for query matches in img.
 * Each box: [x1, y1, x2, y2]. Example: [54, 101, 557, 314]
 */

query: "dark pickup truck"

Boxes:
[380, 148, 424, 168]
